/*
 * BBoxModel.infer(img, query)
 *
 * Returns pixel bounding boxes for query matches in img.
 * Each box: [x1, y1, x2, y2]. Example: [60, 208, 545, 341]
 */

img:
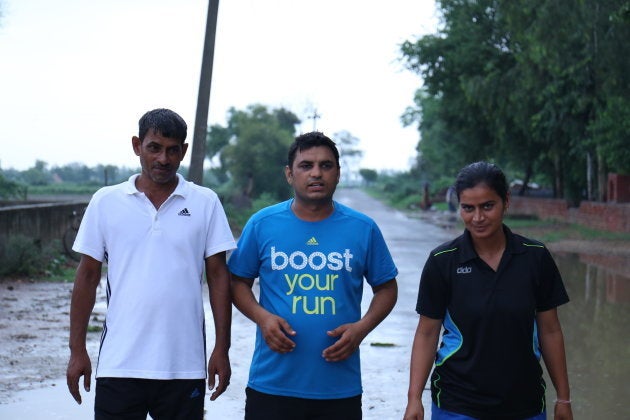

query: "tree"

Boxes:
[208, 104, 300, 202]
[401, 0, 630, 202]
[359, 168, 378, 186]
[21, 160, 52, 186]
[401, 0, 506, 178]
[0, 172, 26, 200]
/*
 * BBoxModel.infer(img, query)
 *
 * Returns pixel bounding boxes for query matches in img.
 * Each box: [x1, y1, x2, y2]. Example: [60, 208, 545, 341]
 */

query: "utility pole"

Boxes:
[308, 109, 321, 132]
[188, 0, 219, 185]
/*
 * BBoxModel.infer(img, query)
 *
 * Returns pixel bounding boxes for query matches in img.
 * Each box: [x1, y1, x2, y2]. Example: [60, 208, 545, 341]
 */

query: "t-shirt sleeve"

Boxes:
[416, 253, 449, 319]
[205, 197, 237, 258]
[535, 248, 570, 312]
[72, 194, 106, 262]
[227, 218, 261, 279]
[365, 222, 398, 286]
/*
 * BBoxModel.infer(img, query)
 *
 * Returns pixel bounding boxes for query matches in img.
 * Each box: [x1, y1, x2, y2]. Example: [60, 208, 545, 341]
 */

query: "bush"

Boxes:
[0, 235, 69, 278]
[0, 173, 27, 200]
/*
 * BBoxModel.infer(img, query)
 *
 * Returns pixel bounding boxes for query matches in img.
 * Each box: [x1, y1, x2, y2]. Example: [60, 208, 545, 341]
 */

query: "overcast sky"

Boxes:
[0, 0, 438, 172]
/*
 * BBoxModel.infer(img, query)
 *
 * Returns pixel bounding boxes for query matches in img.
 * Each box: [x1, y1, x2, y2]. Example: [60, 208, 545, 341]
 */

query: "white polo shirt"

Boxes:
[74, 173, 236, 379]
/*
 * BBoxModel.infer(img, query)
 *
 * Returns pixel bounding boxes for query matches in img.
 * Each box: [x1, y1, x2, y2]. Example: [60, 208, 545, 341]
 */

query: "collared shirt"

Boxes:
[417, 225, 569, 419]
[74, 173, 236, 379]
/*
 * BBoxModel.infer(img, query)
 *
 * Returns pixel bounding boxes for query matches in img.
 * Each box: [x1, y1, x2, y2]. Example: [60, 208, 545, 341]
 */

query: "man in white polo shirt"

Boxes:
[66, 108, 236, 419]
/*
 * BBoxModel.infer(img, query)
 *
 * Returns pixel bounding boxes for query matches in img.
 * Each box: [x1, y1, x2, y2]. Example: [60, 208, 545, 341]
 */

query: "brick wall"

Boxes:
[509, 197, 568, 221]
[575, 201, 630, 232]
[608, 173, 630, 203]
[510, 196, 630, 233]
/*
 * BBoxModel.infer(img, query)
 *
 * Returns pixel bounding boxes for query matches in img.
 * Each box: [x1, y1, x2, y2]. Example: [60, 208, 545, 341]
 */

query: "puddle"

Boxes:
[550, 252, 630, 418]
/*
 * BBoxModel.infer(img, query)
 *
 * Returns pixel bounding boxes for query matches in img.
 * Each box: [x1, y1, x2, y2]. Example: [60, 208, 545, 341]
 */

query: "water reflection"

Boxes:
[549, 252, 630, 419]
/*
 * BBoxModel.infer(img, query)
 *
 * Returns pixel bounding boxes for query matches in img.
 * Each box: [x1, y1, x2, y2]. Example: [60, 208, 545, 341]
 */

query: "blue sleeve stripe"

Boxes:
[532, 316, 542, 360]
[435, 310, 463, 366]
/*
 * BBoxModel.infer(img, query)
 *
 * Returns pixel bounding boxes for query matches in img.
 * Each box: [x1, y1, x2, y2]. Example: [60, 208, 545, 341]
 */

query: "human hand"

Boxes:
[321, 322, 367, 362]
[402, 399, 424, 420]
[207, 349, 231, 400]
[554, 400, 573, 420]
[259, 313, 296, 353]
[66, 349, 92, 404]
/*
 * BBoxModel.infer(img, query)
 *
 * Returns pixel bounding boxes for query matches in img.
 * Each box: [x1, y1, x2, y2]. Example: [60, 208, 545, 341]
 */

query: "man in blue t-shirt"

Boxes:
[229, 131, 398, 420]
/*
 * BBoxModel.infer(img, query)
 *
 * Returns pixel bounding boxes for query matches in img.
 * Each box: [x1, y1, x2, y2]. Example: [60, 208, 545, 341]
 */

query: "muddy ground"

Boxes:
[0, 279, 105, 403]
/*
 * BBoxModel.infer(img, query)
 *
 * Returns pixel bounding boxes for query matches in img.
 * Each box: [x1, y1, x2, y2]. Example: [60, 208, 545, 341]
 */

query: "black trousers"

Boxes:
[94, 377, 205, 420]
[244, 386, 362, 420]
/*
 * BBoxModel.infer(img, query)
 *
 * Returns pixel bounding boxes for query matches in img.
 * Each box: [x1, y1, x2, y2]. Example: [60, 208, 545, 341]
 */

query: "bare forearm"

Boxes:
[206, 253, 232, 352]
[69, 258, 101, 352]
[537, 309, 571, 400]
[408, 317, 441, 400]
[231, 278, 269, 325]
[208, 277, 232, 351]
[358, 279, 397, 334]
[69, 289, 96, 351]
[540, 329, 571, 399]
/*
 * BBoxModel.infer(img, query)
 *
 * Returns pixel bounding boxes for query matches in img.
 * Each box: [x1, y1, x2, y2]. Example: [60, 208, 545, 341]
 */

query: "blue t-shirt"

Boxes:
[228, 199, 398, 399]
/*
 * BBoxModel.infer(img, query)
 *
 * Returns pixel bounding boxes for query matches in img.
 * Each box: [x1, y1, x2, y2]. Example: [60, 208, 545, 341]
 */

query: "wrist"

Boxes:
[69, 341, 87, 352]
[554, 398, 571, 404]
[211, 341, 231, 353]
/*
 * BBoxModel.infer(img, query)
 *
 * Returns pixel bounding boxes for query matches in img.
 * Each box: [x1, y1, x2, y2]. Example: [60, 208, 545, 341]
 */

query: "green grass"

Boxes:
[42, 263, 78, 283]
[432, 202, 449, 212]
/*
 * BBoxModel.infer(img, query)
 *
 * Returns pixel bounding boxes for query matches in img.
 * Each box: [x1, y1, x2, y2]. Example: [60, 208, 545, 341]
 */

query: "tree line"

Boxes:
[4, 1, 628, 208]
[0, 104, 366, 207]
[400, 0, 630, 204]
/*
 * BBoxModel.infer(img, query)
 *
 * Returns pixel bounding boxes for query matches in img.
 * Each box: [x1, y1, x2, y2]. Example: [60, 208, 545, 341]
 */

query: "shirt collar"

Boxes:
[458, 224, 523, 263]
[123, 173, 188, 198]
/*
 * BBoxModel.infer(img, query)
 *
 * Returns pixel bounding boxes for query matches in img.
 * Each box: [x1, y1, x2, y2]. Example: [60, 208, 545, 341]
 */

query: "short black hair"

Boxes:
[138, 108, 187, 143]
[455, 161, 509, 203]
[288, 132, 340, 168]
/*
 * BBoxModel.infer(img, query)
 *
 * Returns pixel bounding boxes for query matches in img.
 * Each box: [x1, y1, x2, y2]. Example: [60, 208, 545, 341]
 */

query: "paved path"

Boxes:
[335, 188, 452, 419]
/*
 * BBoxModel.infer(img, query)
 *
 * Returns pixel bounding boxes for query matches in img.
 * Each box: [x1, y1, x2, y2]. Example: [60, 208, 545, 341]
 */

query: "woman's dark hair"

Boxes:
[454, 161, 509, 203]
[287, 132, 340, 168]
[138, 108, 187, 143]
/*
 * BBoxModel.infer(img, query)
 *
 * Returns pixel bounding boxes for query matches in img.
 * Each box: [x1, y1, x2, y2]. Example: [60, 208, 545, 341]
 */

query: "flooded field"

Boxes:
[550, 251, 630, 419]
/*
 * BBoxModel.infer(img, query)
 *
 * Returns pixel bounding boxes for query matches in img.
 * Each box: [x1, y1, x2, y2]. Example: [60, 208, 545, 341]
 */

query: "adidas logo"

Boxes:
[456, 266, 472, 274]
[178, 208, 191, 217]
[306, 237, 318, 246]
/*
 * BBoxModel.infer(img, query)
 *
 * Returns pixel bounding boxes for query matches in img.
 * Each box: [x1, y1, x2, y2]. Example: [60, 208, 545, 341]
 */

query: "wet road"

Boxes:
[336, 188, 453, 419]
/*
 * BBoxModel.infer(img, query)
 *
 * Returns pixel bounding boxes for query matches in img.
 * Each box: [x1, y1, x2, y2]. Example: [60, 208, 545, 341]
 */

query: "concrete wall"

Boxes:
[510, 196, 630, 233]
[0, 201, 89, 248]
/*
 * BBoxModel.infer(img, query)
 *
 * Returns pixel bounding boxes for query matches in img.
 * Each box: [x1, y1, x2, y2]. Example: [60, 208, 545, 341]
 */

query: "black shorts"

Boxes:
[95, 377, 205, 420]
[244, 386, 362, 420]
